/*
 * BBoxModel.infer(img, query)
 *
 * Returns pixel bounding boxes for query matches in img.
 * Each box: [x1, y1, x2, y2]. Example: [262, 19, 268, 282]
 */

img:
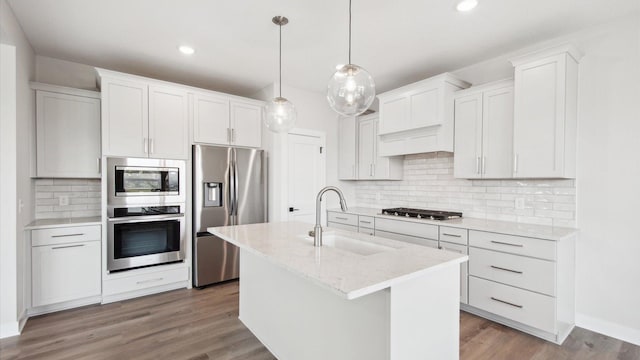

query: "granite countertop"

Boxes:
[328, 207, 578, 241]
[208, 221, 467, 300]
[25, 216, 102, 230]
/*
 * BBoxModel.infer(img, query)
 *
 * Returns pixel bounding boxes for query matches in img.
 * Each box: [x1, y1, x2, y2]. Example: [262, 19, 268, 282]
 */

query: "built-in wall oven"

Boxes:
[107, 158, 186, 272]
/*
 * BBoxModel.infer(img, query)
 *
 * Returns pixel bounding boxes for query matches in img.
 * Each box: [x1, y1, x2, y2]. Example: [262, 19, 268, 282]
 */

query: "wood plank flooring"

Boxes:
[1, 281, 638, 360]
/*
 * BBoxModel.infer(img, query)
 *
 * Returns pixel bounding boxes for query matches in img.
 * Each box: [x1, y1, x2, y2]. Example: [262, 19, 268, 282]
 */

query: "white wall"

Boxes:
[447, 14, 640, 344]
[35, 55, 98, 90]
[0, 0, 36, 338]
[253, 83, 355, 222]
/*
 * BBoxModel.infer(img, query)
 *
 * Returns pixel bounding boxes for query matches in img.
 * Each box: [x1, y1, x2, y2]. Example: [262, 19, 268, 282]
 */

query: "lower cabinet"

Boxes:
[31, 225, 101, 309]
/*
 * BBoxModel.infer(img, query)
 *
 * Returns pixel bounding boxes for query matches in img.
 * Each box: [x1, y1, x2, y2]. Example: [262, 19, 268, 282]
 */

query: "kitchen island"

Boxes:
[209, 221, 468, 360]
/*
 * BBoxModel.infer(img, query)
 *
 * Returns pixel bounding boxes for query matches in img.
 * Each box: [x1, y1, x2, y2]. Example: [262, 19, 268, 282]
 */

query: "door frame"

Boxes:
[268, 128, 326, 223]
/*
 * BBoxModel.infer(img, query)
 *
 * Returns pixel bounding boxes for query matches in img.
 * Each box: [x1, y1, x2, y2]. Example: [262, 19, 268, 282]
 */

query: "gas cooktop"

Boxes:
[381, 207, 463, 221]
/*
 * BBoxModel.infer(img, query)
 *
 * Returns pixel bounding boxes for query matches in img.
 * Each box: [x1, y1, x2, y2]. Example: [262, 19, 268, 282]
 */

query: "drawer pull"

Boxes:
[52, 244, 85, 250]
[442, 233, 462, 238]
[490, 297, 523, 309]
[51, 233, 84, 238]
[359, 220, 372, 224]
[136, 277, 164, 285]
[490, 240, 523, 247]
[490, 265, 523, 274]
[335, 217, 349, 221]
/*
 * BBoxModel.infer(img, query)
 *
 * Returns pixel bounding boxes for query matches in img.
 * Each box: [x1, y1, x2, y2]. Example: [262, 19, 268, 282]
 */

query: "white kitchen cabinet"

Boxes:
[510, 44, 581, 178]
[377, 73, 470, 156]
[192, 93, 263, 148]
[98, 69, 189, 159]
[454, 79, 514, 179]
[31, 83, 101, 178]
[338, 116, 358, 180]
[31, 225, 101, 308]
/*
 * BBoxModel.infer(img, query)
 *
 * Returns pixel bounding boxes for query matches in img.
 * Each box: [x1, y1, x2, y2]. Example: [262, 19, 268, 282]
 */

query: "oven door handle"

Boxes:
[107, 213, 184, 223]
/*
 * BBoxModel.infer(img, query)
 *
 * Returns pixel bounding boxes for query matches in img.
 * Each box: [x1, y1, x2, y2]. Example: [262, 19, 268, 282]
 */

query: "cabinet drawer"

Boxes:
[327, 222, 358, 233]
[358, 216, 375, 229]
[358, 227, 375, 236]
[32, 225, 101, 247]
[469, 230, 556, 261]
[439, 226, 468, 245]
[327, 212, 358, 226]
[103, 266, 188, 296]
[469, 276, 556, 333]
[375, 218, 438, 240]
[375, 230, 438, 249]
[32, 240, 101, 307]
[469, 247, 556, 296]
[439, 242, 468, 304]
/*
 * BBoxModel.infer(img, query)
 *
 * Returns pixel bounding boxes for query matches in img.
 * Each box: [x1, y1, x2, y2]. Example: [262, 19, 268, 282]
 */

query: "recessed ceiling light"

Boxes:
[178, 45, 195, 55]
[456, 0, 478, 12]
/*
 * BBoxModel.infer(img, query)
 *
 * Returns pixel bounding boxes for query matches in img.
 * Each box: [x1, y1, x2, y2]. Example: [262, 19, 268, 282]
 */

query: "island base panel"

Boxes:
[238, 249, 460, 360]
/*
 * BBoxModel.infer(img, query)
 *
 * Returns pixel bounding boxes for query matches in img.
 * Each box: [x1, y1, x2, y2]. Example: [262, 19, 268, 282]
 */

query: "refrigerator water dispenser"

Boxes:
[204, 182, 222, 207]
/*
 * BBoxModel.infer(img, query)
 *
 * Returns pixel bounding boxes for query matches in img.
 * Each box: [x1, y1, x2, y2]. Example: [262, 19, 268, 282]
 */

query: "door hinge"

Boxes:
[319, 146, 323, 154]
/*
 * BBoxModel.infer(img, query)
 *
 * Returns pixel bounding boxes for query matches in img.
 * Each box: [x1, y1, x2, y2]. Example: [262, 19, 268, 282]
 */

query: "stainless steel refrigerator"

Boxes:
[192, 145, 267, 287]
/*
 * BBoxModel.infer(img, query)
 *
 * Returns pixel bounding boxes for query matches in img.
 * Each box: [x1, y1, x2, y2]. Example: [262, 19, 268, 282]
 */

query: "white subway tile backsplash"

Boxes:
[34, 178, 101, 220]
[354, 152, 576, 228]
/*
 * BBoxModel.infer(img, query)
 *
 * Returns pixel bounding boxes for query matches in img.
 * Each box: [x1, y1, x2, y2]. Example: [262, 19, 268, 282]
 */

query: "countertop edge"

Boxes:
[25, 217, 102, 230]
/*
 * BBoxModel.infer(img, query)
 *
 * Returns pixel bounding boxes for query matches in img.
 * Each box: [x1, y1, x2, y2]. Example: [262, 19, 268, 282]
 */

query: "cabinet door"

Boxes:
[379, 96, 409, 134]
[101, 77, 148, 157]
[36, 91, 101, 178]
[32, 241, 101, 307]
[513, 54, 566, 178]
[338, 116, 358, 180]
[148, 85, 189, 159]
[230, 100, 262, 148]
[358, 118, 376, 179]
[454, 93, 483, 179]
[193, 93, 230, 145]
[482, 86, 514, 178]
[410, 87, 439, 128]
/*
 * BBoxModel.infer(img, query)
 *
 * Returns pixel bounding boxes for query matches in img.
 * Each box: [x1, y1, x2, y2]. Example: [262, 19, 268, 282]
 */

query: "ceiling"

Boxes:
[8, 0, 640, 96]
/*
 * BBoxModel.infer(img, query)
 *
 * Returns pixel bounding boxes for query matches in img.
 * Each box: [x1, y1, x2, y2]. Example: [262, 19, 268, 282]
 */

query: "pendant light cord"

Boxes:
[348, 0, 352, 65]
[279, 21, 282, 98]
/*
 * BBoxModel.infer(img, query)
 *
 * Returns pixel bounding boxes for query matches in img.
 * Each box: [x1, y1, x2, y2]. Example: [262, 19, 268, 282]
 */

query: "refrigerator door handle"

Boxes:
[233, 148, 240, 219]
[227, 152, 235, 223]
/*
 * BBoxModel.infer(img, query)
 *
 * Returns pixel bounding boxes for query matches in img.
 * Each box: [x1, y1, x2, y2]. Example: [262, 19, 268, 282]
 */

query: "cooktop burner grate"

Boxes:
[381, 207, 462, 220]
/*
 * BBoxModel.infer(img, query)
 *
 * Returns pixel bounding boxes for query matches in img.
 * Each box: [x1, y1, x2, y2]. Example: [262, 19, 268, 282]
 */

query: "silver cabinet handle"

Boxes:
[490, 240, 524, 247]
[335, 216, 349, 221]
[476, 157, 480, 174]
[491, 297, 523, 309]
[359, 220, 372, 224]
[52, 233, 84, 238]
[136, 277, 163, 285]
[372, 164, 375, 177]
[352, 165, 355, 178]
[231, 128, 235, 143]
[150, 138, 154, 154]
[514, 153, 519, 174]
[52, 244, 85, 250]
[442, 233, 461, 238]
[97, 158, 101, 174]
[227, 128, 231, 143]
[490, 265, 523, 274]
[482, 156, 486, 174]
[143, 138, 148, 153]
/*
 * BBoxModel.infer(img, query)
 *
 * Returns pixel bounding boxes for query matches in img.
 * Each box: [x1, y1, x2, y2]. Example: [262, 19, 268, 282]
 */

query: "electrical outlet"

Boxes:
[59, 195, 69, 206]
[515, 198, 525, 210]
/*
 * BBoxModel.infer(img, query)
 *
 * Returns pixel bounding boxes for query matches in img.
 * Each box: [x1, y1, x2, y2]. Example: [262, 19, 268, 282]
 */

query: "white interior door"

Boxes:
[287, 133, 325, 224]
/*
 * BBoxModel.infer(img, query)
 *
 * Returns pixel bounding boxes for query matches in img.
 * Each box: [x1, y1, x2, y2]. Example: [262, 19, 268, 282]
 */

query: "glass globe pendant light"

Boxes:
[326, 0, 375, 116]
[264, 16, 297, 133]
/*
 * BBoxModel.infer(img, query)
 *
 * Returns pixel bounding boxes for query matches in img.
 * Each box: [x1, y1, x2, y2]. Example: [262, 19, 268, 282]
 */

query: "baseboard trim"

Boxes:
[576, 313, 640, 346]
[101, 281, 188, 304]
[28, 296, 102, 317]
[0, 321, 20, 339]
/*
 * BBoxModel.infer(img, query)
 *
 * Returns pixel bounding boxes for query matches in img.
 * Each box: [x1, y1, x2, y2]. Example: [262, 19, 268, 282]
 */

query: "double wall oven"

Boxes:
[107, 158, 186, 272]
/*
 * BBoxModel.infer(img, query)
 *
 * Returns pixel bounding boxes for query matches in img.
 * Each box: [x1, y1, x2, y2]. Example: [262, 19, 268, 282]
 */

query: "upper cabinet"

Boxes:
[98, 69, 189, 159]
[337, 114, 403, 181]
[454, 79, 514, 179]
[192, 93, 263, 148]
[31, 83, 101, 178]
[510, 44, 581, 178]
[377, 73, 470, 156]
[338, 116, 358, 180]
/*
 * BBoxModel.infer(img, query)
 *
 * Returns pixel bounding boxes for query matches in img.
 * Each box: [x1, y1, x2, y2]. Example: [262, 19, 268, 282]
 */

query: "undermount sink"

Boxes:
[299, 233, 397, 256]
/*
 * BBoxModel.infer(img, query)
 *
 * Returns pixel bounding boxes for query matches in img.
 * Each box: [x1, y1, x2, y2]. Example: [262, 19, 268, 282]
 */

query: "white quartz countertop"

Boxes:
[25, 216, 102, 230]
[208, 221, 467, 300]
[330, 207, 578, 241]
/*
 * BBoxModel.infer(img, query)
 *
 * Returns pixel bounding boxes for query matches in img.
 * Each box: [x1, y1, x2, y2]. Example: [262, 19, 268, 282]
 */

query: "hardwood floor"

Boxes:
[1, 281, 638, 360]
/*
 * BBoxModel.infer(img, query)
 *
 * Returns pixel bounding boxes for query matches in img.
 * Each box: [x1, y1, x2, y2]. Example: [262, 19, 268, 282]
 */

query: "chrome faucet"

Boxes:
[311, 186, 348, 247]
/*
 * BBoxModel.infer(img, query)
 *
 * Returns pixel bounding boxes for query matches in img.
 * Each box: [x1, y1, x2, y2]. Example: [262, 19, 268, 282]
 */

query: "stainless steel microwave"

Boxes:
[107, 157, 186, 206]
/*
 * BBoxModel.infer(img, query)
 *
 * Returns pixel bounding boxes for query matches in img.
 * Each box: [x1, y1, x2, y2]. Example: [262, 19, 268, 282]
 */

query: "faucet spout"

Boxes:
[313, 186, 348, 247]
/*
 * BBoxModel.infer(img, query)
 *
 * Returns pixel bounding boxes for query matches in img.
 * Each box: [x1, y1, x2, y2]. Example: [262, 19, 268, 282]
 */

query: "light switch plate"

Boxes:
[515, 198, 525, 210]
[59, 195, 69, 206]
